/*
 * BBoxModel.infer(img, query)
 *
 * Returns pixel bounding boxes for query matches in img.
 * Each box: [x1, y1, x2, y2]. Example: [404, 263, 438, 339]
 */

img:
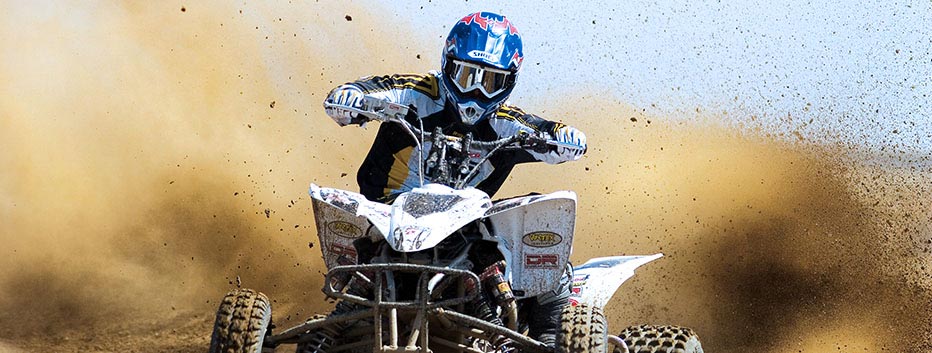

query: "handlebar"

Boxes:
[324, 96, 584, 153]
[326, 95, 584, 189]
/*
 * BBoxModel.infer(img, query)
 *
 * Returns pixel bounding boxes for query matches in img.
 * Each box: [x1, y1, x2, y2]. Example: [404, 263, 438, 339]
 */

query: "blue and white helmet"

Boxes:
[441, 12, 524, 125]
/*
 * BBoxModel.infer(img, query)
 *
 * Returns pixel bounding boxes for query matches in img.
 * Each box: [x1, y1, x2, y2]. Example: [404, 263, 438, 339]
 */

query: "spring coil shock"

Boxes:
[298, 328, 336, 353]
[470, 296, 516, 353]
[469, 262, 517, 353]
[297, 309, 342, 353]
[300, 278, 369, 353]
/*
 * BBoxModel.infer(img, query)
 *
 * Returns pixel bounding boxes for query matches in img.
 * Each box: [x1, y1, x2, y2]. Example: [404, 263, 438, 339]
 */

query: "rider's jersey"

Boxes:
[330, 71, 573, 202]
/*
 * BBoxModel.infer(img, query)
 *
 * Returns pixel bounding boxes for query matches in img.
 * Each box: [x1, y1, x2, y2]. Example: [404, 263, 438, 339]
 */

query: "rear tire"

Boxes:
[557, 303, 608, 353]
[209, 288, 272, 353]
[615, 325, 702, 353]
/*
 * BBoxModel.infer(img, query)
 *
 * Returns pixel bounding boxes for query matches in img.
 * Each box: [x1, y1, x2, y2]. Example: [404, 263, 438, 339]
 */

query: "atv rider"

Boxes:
[322, 12, 586, 350]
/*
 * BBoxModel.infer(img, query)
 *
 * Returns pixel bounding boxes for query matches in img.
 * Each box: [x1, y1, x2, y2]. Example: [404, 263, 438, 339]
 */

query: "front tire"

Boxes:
[615, 325, 703, 353]
[557, 303, 608, 353]
[209, 288, 272, 353]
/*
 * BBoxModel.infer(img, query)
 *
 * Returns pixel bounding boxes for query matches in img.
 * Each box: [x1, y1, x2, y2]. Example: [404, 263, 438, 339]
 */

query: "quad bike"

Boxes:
[209, 97, 703, 353]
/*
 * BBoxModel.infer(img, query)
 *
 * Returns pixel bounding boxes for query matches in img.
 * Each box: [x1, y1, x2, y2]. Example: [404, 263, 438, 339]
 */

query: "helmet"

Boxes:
[441, 12, 524, 125]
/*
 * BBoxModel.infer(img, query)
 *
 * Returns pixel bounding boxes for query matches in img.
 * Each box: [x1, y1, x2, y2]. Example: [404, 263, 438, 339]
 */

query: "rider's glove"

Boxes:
[324, 86, 367, 126]
[552, 126, 587, 162]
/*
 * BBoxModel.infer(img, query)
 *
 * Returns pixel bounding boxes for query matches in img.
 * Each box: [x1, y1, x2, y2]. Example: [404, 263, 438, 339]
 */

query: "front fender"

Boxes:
[485, 191, 577, 299]
[569, 254, 663, 308]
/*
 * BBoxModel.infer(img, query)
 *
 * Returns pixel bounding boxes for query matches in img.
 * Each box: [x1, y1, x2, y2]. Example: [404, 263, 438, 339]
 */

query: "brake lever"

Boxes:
[360, 96, 410, 121]
[322, 96, 411, 123]
[519, 132, 552, 154]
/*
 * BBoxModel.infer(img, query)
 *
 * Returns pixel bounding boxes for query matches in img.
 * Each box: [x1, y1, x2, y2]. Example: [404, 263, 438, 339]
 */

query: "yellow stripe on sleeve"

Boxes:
[383, 146, 415, 197]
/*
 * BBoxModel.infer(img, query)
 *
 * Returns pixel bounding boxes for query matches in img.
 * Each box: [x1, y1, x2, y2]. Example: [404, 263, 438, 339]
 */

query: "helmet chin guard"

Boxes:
[456, 101, 485, 125]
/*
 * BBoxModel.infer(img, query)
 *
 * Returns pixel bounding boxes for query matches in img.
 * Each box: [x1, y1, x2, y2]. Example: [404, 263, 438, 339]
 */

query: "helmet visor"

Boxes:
[447, 60, 513, 99]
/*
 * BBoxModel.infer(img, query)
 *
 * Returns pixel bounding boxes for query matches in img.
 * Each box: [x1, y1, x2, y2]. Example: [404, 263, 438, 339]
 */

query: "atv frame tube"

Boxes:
[264, 263, 560, 353]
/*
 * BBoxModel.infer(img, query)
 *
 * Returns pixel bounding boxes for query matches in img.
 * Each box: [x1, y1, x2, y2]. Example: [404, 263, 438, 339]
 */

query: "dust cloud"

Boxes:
[503, 102, 932, 352]
[1, 2, 930, 353]
[0, 1, 423, 350]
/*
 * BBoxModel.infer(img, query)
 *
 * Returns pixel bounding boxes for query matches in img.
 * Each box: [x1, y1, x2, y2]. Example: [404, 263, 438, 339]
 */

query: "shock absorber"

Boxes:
[301, 277, 370, 353]
[481, 261, 515, 304]
[468, 262, 516, 353]
[298, 326, 336, 353]
[481, 261, 518, 331]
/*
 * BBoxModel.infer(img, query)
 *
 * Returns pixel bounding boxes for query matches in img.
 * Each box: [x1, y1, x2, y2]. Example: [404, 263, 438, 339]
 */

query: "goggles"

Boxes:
[445, 60, 514, 100]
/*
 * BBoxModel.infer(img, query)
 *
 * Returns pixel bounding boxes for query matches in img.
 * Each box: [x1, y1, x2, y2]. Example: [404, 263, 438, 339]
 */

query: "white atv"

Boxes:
[208, 97, 703, 353]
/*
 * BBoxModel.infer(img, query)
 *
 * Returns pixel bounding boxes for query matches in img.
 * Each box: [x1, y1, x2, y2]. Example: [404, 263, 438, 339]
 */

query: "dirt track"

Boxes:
[1, 2, 930, 353]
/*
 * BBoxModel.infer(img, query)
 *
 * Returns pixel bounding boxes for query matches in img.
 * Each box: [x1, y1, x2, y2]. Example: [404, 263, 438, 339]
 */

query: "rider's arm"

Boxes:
[323, 73, 444, 126]
[489, 104, 587, 164]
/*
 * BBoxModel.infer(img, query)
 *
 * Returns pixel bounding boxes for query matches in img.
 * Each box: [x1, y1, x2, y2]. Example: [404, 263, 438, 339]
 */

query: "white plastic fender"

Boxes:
[310, 183, 493, 253]
[568, 254, 664, 308]
[309, 184, 379, 269]
[383, 184, 491, 252]
[484, 191, 577, 299]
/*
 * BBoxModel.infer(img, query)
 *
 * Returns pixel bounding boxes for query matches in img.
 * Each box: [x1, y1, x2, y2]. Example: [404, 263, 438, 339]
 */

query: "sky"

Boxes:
[380, 0, 931, 159]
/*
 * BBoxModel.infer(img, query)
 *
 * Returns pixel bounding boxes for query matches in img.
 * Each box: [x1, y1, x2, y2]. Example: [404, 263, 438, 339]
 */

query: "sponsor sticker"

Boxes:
[497, 282, 511, 293]
[328, 243, 357, 257]
[522, 231, 563, 248]
[322, 190, 356, 208]
[468, 50, 496, 61]
[572, 274, 589, 288]
[327, 221, 362, 239]
[392, 225, 431, 250]
[525, 253, 559, 269]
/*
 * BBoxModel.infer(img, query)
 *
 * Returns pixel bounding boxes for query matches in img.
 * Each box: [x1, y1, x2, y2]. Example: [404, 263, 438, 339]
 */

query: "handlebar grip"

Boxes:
[322, 102, 373, 118]
[546, 140, 586, 151]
